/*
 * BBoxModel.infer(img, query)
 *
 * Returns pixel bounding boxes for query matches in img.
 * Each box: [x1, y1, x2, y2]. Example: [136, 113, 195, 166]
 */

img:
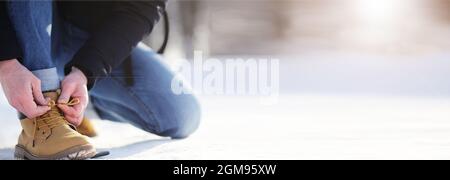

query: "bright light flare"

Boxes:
[349, 0, 423, 49]
[355, 0, 408, 25]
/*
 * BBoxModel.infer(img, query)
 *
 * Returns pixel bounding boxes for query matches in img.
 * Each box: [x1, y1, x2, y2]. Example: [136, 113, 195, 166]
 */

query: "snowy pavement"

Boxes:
[1, 53, 450, 160]
[2, 94, 450, 160]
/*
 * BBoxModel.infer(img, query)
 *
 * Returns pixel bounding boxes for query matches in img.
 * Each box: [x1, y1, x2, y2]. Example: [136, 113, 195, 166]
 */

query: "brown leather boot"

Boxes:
[14, 91, 96, 160]
[77, 117, 98, 137]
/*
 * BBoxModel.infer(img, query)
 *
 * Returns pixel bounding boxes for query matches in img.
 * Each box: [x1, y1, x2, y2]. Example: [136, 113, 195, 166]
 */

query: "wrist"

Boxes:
[65, 62, 96, 90]
[71, 66, 88, 86]
[0, 59, 19, 74]
[0, 59, 20, 82]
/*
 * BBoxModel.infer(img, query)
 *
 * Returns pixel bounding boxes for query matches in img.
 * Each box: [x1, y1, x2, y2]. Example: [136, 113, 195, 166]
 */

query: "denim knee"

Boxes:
[149, 95, 202, 139]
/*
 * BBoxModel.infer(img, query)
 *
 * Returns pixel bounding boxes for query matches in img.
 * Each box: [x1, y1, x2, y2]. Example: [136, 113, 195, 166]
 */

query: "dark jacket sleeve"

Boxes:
[0, 2, 22, 61]
[64, 0, 167, 89]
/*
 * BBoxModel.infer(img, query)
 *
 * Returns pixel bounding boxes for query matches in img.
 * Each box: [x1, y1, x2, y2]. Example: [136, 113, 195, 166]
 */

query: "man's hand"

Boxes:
[0, 59, 50, 118]
[58, 67, 88, 126]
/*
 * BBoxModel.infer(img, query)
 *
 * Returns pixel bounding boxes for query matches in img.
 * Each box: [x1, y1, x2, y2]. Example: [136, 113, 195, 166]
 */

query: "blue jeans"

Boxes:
[7, 1, 201, 138]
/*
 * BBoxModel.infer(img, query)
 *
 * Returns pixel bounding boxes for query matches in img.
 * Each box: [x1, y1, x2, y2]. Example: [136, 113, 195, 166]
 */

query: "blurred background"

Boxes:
[148, 0, 450, 97]
[154, 0, 449, 56]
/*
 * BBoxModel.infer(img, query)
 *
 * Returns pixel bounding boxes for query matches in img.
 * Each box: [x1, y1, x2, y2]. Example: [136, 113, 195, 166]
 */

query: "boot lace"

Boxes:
[32, 98, 80, 147]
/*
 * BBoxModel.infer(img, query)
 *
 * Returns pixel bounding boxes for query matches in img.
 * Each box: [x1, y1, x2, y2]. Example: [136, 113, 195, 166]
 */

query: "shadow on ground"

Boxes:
[0, 139, 172, 160]
[94, 139, 172, 159]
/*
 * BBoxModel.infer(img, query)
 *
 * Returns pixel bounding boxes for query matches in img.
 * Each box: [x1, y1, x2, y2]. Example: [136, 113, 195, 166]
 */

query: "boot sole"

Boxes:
[14, 144, 96, 160]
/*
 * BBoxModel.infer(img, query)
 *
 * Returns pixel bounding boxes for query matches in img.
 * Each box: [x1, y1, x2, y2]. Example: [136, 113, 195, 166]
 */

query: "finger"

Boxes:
[72, 104, 84, 116]
[60, 106, 83, 126]
[65, 113, 83, 126]
[58, 97, 86, 116]
[57, 104, 79, 117]
[31, 79, 47, 105]
[78, 94, 89, 107]
[19, 88, 50, 118]
[21, 101, 50, 118]
[58, 83, 75, 104]
[34, 105, 52, 117]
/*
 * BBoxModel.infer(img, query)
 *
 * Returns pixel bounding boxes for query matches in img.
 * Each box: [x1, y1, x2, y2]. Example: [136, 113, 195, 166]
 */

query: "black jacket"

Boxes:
[0, 0, 167, 89]
[0, 2, 22, 61]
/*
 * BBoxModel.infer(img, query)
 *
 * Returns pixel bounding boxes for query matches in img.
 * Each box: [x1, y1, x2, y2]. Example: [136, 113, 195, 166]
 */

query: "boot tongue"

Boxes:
[43, 91, 59, 102]
[41, 91, 63, 118]
[38, 91, 67, 130]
